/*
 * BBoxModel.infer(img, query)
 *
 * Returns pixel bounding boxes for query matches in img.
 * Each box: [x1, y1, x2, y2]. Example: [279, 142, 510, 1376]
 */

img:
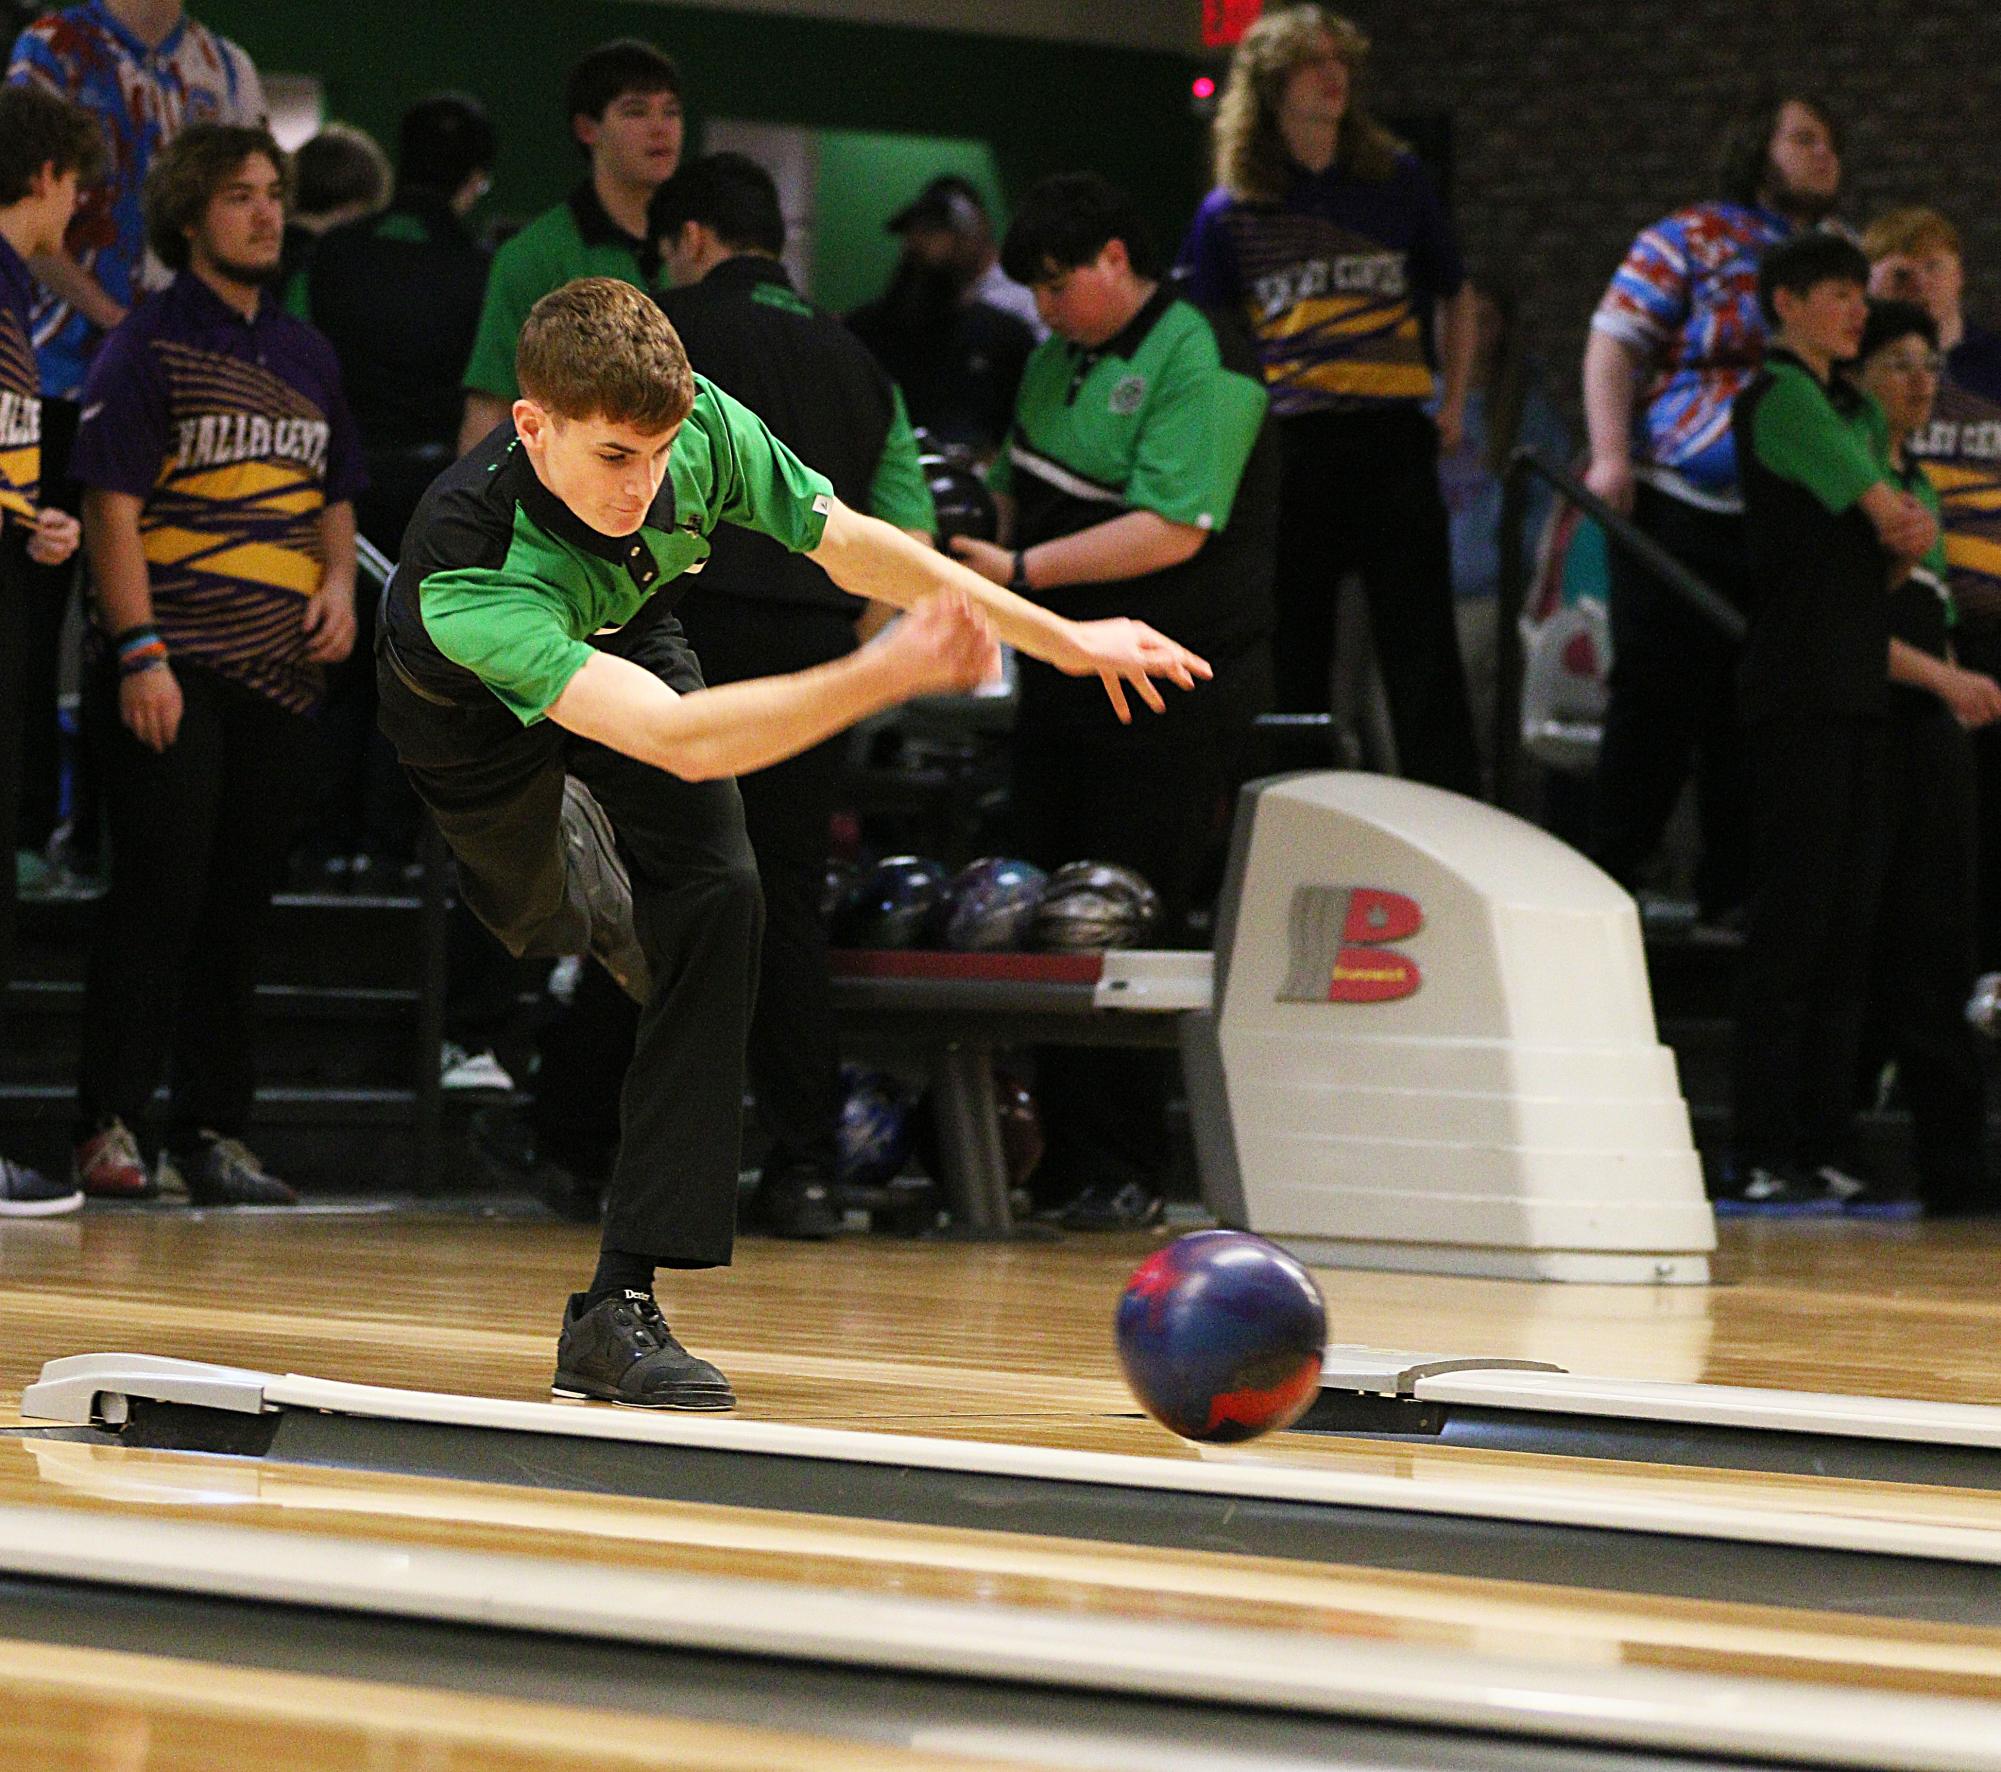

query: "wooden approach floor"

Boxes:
[5, 1205, 2001, 1765]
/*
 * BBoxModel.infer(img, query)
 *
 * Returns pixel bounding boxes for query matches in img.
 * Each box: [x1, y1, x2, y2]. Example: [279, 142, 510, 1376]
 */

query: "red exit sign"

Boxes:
[1203, 0, 1263, 48]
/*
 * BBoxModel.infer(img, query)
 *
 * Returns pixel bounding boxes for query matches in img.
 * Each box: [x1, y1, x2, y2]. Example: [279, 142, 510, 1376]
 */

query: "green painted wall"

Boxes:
[198, 1, 1211, 288]
[811, 130, 1003, 314]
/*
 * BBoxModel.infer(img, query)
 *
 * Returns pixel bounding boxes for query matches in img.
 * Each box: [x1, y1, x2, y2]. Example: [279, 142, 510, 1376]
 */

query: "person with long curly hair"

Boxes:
[1178, 4, 1479, 794]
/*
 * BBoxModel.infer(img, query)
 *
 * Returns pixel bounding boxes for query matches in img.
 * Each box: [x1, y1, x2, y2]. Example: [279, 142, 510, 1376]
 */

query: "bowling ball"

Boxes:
[1968, 972, 2001, 1039]
[926, 460, 999, 546]
[1115, 1230, 1326, 1444]
[910, 1066, 1045, 1190]
[1032, 861, 1162, 951]
[941, 856, 1047, 951]
[836, 1065, 914, 1189]
[820, 859, 857, 926]
[832, 855, 950, 948]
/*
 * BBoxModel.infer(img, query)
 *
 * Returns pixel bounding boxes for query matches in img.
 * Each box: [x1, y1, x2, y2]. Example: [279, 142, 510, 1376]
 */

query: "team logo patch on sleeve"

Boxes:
[1109, 374, 1147, 415]
[812, 493, 832, 515]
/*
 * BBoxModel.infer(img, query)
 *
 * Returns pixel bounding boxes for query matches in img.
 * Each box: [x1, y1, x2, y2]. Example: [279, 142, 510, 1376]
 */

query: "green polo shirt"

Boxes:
[461, 183, 660, 403]
[381, 375, 834, 724]
[991, 286, 1275, 722]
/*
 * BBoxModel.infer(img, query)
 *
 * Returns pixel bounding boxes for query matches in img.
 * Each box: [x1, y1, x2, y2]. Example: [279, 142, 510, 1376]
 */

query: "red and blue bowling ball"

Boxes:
[1115, 1231, 1327, 1443]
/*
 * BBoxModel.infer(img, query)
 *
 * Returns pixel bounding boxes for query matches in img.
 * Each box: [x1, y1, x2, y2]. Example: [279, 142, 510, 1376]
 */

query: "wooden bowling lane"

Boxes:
[0, 1637, 1049, 1772]
[12, 1210, 2001, 1529]
[9, 1434, 2001, 1703]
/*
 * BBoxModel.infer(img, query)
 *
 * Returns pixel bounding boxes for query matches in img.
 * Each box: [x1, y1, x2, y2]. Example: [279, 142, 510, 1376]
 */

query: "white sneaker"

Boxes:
[440, 1043, 516, 1093]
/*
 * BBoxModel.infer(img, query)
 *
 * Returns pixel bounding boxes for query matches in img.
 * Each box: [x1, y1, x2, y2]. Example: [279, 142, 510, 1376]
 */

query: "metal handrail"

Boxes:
[352, 534, 448, 1192]
[1494, 447, 1745, 812]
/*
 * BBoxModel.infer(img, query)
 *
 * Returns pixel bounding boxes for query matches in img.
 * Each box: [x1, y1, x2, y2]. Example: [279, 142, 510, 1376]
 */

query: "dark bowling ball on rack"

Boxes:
[941, 856, 1047, 951]
[1115, 1230, 1327, 1444]
[832, 855, 951, 948]
[820, 859, 857, 926]
[1032, 861, 1162, 951]
[911, 1065, 1045, 1194]
[921, 452, 999, 548]
[836, 1065, 914, 1190]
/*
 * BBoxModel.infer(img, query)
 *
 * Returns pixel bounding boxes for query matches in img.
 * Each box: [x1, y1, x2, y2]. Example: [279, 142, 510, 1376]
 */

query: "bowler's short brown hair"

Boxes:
[515, 277, 696, 432]
[144, 123, 289, 272]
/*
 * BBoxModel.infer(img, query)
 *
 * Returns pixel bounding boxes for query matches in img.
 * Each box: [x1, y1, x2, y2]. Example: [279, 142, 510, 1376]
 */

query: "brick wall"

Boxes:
[1337, 0, 2001, 421]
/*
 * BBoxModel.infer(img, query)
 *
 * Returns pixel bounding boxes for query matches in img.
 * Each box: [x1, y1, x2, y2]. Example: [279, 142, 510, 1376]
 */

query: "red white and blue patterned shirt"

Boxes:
[6, 1, 264, 400]
[70, 274, 365, 713]
[1591, 201, 1794, 512]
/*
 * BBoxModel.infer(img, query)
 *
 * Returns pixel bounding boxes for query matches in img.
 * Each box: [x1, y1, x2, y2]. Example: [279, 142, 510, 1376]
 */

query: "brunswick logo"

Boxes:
[1279, 886, 1423, 1004]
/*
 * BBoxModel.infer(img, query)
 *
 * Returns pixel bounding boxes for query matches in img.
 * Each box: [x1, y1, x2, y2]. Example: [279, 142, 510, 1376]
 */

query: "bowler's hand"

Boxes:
[26, 507, 79, 566]
[871, 587, 1000, 698]
[946, 535, 1012, 585]
[120, 664, 182, 752]
[302, 585, 356, 664]
[1055, 617, 1212, 723]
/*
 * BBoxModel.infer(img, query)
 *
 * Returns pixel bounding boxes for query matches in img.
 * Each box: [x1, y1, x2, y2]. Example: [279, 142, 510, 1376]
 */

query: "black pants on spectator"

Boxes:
[1864, 692, 1986, 1204]
[17, 399, 82, 855]
[1590, 485, 1751, 916]
[1271, 406, 1480, 796]
[1011, 665, 1264, 1201]
[678, 597, 855, 1177]
[1948, 620, 2001, 971]
[0, 536, 27, 1000]
[1731, 713, 1890, 1171]
[378, 623, 763, 1267]
[77, 661, 310, 1147]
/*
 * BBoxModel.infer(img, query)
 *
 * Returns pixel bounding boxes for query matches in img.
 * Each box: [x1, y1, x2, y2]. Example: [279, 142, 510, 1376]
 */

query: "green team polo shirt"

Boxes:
[380, 375, 834, 724]
[989, 285, 1274, 721]
[1733, 348, 1896, 715]
[461, 183, 660, 403]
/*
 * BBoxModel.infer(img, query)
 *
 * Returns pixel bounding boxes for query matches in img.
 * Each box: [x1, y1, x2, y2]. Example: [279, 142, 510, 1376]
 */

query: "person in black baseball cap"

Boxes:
[849, 174, 1038, 456]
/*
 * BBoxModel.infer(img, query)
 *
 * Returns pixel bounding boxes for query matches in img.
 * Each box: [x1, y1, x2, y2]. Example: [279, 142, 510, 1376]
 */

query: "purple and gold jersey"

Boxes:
[1591, 201, 1793, 509]
[0, 232, 41, 532]
[1908, 326, 2001, 624]
[1177, 153, 1464, 418]
[70, 273, 364, 712]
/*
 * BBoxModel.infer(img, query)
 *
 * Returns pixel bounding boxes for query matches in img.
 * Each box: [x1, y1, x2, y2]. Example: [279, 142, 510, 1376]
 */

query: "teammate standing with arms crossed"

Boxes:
[379, 278, 1206, 1408]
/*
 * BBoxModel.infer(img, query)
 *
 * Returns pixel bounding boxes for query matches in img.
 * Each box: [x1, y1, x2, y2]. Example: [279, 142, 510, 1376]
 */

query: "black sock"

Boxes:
[586, 1248, 656, 1308]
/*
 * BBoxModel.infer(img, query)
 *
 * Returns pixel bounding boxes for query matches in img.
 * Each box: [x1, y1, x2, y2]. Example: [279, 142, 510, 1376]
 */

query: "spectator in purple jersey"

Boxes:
[1583, 96, 1841, 924]
[67, 124, 364, 1207]
[1177, 4, 1480, 795]
[1866, 207, 2001, 969]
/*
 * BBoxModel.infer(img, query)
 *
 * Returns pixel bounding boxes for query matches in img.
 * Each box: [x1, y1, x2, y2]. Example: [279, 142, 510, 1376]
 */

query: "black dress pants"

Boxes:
[677, 596, 855, 1176]
[1866, 692, 1986, 1203]
[1011, 662, 1264, 1200]
[378, 620, 763, 1266]
[1948, 620, 2001, 971]
[77, 660, 310, 1147]
[1272, 406, 1480, 796]
[1731, 712, 1890, 1171]
[1590, 485, 1752, 916]
[0, 537, 27, 1011]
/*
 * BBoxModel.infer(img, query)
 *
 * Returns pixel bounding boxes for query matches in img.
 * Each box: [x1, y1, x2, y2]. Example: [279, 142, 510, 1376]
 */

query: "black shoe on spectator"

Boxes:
[1815, 1164, 1923, 1221]
[185, 1135, 299, 1206]
[1710, 1159, 1839, 1218]
[1050, 1178, 1164, 1231]
[469, 1104, 603, 1222]
[752, 1163, 842, 1240]
[552, 1290, 734, 1409]
[0, 1157, 82, 1217]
